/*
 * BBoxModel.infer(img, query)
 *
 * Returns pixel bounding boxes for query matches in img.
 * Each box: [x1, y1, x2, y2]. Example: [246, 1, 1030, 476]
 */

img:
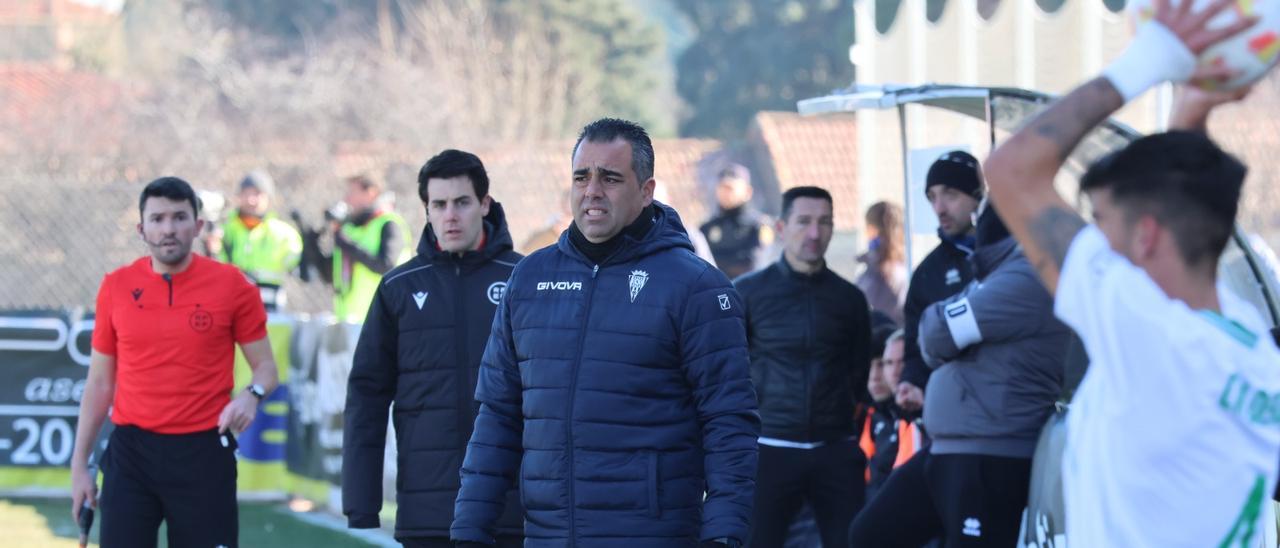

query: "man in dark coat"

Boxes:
[344, 150, 524, 547]
[451, 118, 760, 547]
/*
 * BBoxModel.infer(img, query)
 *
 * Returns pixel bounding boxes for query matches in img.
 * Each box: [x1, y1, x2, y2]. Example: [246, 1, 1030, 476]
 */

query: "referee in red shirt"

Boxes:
[70, 177, 280, 547]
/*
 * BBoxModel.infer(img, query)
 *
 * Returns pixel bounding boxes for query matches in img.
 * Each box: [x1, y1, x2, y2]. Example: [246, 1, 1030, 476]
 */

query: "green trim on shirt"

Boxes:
[1199, 310, 1259, 349]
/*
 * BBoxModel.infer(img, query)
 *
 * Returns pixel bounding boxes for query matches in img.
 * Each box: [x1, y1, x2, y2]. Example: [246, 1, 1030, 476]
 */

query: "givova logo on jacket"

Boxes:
[537, 281, 582, 291]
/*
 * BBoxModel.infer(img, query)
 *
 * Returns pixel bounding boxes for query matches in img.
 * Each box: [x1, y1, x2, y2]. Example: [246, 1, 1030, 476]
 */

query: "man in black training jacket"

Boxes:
[343, 150, 524, 547]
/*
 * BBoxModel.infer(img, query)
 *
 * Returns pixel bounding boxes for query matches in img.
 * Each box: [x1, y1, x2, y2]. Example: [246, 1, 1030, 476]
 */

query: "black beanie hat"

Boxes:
[975, 200, 1011, 247]
[239, 169, 276, 195]
[926, 151, 983, 199]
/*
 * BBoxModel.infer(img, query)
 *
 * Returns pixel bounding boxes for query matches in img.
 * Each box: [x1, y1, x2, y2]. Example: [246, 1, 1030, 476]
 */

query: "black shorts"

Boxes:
[99, 425, 238, 548]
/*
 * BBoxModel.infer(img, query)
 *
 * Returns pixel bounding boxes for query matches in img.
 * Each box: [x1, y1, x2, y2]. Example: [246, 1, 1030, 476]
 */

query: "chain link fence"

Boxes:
[0, 156, 427, 314]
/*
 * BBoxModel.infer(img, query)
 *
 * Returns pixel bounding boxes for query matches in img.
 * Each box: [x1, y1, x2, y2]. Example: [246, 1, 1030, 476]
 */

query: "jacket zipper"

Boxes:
[804, 285, 814, 441]
[565, 263, 599, 541]
[455, 262, 470, 447]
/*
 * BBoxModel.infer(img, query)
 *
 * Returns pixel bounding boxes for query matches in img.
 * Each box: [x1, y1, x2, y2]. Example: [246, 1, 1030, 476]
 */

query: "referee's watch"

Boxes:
[245, 384, 267, 401]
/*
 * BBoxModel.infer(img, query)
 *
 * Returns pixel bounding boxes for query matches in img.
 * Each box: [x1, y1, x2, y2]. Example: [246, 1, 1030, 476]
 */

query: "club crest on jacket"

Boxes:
[628, 270, 649, 303]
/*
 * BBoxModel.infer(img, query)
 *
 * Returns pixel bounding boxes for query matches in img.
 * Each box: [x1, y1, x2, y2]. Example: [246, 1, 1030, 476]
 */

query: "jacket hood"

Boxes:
[418, 200, 515, 264]
[971, 236, 1019, 279]
[556, 200, 695, 266]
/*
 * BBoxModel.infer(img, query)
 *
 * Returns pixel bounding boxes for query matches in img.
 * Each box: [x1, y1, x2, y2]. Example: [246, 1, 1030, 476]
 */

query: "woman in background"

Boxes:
[857, 201, 907, 324]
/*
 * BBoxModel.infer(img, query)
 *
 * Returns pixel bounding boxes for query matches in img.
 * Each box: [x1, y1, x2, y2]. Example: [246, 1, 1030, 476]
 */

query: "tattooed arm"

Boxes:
[982, 79, 1113, 294]
[984, 0, 1253, 294]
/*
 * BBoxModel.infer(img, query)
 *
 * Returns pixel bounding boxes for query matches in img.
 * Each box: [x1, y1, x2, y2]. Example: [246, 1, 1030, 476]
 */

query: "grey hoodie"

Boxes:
[920, 237, 1069, 458]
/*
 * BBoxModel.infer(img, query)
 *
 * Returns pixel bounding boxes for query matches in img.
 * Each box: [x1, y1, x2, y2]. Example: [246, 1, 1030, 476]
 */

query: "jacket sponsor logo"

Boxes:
[131, 288, 143, 301]
[945, 268, 961, 286]
[487, 281, 507, 305]
[963, 517, 982, 537]
[717, 294, 731, 311]
[537, 281, 582, 291]
[412, 291, 429, 310]
[628, 270, 649, 303]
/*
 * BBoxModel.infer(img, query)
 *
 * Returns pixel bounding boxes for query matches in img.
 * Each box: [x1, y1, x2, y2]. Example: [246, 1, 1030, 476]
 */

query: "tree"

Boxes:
[186, 0, 675, 136]
[675, 0, 855, 139]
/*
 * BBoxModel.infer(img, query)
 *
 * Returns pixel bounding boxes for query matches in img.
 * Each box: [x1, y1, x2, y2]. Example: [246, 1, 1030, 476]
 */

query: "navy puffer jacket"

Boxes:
[452, 202, 760, 547]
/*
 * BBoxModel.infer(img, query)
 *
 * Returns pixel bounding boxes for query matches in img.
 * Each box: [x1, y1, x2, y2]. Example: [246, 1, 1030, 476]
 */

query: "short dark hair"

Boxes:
[138, 176, 200, 220]
[870, 324, 898, 360]
[780, 186, 833, 221]
[418, 149, 490, 203]
[572, 118, 654, 184]
[1080, 131, 1245, 269]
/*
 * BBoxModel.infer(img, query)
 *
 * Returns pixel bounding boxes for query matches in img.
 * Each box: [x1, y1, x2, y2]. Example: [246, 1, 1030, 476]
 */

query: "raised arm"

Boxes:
[983, 0, 1252, 293]
[1168, 84, 1255, 133]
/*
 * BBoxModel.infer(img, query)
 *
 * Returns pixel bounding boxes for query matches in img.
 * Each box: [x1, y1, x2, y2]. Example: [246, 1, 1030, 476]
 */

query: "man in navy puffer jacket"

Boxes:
[451, 118, 760, 548]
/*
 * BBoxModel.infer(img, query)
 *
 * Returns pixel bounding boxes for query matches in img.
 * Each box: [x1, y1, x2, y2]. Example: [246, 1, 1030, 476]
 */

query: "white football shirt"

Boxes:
[1058, 226, 1280, 547]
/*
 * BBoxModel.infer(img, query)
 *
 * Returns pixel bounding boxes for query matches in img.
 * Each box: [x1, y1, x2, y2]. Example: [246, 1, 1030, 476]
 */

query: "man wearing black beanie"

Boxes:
[851, 201, 1069, 547]
[894, 151, 983, 417]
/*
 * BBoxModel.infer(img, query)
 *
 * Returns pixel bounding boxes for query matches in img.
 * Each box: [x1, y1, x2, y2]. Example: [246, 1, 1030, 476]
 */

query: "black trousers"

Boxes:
[848, 451, 1031, 548]
[99, 425, 238, 548]
[399, 535, 523, 548]
[749, 439, 866, 548]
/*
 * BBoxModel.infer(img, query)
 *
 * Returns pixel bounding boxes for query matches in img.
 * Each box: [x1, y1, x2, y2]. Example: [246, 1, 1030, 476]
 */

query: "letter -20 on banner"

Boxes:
[0, 310, 94, 468]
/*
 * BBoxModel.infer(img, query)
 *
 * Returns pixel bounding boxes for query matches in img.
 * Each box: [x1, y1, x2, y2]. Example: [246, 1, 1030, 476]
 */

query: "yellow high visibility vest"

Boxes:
[218, 210, 303, 287]
[333, 212, 411, 323]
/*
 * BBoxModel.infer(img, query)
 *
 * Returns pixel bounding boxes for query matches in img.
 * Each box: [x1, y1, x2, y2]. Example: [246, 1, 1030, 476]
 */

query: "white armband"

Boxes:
[944, 298, 983, 350]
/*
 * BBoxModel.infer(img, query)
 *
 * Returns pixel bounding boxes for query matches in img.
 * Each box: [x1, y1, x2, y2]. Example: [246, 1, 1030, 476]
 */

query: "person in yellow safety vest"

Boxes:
[215, 170, 303, 311]
[316, 173, 412, 323]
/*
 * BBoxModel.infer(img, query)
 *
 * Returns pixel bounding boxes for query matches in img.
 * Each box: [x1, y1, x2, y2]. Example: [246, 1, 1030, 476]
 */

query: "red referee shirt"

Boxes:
[92, 254, 268, 434]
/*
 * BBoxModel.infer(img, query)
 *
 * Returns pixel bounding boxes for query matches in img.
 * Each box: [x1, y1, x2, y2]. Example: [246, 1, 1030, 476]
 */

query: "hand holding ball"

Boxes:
[1129, 0, 1280, 91]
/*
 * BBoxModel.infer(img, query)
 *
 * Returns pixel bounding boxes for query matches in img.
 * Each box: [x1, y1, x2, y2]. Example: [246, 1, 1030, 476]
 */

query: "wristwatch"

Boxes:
[245, 384, 267, 400]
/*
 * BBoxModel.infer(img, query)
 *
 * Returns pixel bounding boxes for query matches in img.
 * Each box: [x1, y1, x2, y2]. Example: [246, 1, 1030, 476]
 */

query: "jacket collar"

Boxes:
[971, 236, 1019, 279]
[776, 255, 828, 281]
[556, 201, 694, 267]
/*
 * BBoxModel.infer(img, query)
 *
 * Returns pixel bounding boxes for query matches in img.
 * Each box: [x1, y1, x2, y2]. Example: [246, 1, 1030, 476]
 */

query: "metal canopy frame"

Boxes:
[798, 83, 1280, 327]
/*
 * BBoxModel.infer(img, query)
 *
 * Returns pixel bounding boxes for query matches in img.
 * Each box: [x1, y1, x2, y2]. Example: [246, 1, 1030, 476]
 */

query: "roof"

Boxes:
[748, 111, 861, 229]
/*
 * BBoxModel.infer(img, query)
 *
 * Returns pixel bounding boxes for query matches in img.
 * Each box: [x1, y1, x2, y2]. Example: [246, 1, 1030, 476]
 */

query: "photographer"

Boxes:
[308, 173, 412, 323]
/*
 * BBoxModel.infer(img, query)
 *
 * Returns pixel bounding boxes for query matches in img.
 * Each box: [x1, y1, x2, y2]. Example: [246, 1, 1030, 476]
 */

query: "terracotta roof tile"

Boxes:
[749, 111, 860, 229]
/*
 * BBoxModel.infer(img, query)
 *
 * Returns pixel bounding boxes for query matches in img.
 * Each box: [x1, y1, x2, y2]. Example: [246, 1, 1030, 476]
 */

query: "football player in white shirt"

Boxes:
[982, 0, 1280, 546]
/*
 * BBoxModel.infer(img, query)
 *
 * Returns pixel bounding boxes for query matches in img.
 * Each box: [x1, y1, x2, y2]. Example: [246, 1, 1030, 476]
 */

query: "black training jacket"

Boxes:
[735, 259, 872, 442]
[343, 202, 524, 539]
[898, 234, 974, 394]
